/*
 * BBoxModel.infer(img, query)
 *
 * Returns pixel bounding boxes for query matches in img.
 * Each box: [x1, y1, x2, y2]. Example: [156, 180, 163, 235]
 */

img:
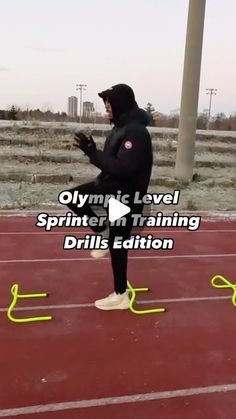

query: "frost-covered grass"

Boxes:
[0, 122, 235, 210]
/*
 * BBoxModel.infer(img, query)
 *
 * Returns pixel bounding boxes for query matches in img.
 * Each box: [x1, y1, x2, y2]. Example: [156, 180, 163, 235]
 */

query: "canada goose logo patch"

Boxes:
[124, 140, 133, 149]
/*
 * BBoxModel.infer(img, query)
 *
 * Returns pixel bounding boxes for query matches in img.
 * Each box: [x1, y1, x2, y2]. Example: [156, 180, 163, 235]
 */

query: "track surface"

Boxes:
[0, 214, 235, 418]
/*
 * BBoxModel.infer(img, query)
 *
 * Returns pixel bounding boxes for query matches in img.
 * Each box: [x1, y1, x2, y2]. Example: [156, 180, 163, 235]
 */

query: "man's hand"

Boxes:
[74, 131, 96, 156]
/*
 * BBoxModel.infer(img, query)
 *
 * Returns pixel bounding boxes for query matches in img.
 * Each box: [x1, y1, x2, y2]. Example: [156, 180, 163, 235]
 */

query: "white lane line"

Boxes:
[0, 383, 236, 417]
[0, 229, 236, 235]
[1, 210, 236, 218]
[0, 253, 235, 264]
[0, 295, 231, 313]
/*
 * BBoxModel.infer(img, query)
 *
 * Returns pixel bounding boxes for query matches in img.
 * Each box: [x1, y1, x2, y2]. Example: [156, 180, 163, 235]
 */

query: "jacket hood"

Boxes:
[98, 83, 150, 127]
[113, 105, 150, 127]
[98, 83, 137, 119]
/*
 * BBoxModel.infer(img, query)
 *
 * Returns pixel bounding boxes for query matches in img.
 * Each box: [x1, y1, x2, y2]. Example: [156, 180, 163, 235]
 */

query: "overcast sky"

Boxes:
[0, 0, 235, 116]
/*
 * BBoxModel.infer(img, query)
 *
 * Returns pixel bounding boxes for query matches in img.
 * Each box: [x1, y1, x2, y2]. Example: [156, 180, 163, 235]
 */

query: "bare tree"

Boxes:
[144, 103, 155, 126]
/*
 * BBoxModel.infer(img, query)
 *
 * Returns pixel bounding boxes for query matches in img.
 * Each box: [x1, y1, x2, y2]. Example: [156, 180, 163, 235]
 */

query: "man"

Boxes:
[67, 83, 153, 310]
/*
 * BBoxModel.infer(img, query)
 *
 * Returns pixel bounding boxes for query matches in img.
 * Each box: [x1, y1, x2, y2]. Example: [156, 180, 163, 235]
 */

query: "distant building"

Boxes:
[68, 96, 78, 118]
[83, 101, 95, 118]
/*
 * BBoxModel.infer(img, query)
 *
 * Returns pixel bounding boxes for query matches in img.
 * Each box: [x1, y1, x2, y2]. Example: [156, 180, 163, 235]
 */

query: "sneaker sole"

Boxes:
[94, 302, 130, 310]
[90, 250, 110, 259]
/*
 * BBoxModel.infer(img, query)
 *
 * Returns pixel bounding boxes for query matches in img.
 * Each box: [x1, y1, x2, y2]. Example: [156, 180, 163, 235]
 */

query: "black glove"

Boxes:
[74, 131, 96, 156]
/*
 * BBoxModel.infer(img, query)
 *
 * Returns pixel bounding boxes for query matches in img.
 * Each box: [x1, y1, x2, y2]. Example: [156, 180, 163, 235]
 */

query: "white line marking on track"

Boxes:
[0, 295, 231, 312]
[0, 383, 236, 417]
[0, 229, 236, 235]
[1, 210, 236, 218]
[0, 253, 235, 264]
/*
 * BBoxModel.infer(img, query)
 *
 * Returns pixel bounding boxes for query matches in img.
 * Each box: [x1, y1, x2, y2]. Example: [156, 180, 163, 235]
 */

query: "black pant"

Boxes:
[65, 180, 143, 294]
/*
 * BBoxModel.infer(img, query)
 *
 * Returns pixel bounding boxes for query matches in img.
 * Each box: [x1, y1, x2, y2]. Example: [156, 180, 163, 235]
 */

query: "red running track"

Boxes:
[0, 213, 235, 418]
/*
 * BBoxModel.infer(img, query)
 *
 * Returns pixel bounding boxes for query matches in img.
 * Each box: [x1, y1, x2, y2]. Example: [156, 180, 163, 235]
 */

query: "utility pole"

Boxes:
[76, 83, 87, 123]
[206, 88, 217, 129]
[175, 0, 206, 182]
[94, 102, 97, 124]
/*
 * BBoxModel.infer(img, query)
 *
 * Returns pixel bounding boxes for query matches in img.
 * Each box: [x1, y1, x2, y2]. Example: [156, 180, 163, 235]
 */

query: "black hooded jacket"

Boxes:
[89, 85, 153, 194]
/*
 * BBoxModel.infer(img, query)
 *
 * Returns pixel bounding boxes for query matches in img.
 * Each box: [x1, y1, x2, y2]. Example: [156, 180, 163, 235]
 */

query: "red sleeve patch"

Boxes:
[124, 140, 133, 150]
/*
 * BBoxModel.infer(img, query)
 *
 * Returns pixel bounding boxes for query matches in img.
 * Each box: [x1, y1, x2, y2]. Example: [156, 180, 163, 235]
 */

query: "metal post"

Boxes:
[175, 0, 206, 182]
[94, 103, 97, 124]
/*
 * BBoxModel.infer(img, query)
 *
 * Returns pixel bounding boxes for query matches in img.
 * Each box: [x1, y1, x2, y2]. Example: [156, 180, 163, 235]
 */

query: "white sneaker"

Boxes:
[90, 225, 110, 258]
[95, 291, 130, 310]
[90, 249, 110, 258]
